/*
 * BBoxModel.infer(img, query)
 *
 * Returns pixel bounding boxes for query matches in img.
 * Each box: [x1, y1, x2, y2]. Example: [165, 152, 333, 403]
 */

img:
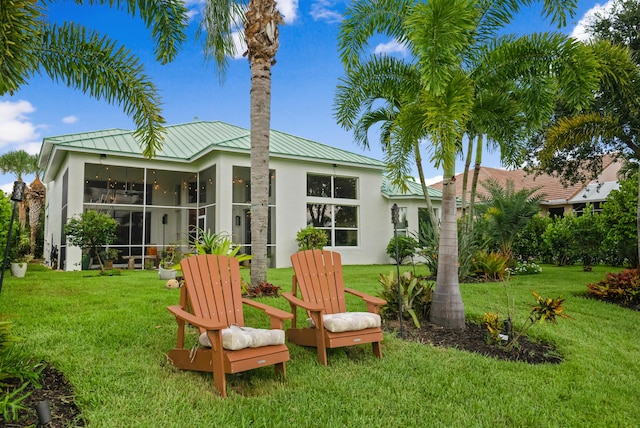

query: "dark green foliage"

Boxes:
[0, 192, 13, 264]
[541, 215, 580, 266]
[572, 204, 605, 271]
[512, 214, 552, 261]
[599, 174, 639, 266]
[377, 271, 434, 328]
[587, 267, 640, 306]
[386, 235, 419, 264]
[295, 226, 328, 251]
[64, 210, 118, 271]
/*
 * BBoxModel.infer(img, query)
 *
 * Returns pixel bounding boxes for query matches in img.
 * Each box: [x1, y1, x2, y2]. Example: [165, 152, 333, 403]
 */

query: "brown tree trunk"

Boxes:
[245, 0, 282, 286]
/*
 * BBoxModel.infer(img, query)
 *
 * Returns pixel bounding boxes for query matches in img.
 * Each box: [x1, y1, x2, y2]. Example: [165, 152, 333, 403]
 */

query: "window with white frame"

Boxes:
[306, 174, 359, 246]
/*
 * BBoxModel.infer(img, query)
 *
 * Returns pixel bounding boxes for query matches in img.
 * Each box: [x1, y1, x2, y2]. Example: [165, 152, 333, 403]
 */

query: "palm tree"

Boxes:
[199, 0, 282, 286]
[0, 150, 36, 227]
[1, 0, 188, 158]
[476, 179, 544, 262]
[338, 0, 599, 329]
[334, 56, 440, 232]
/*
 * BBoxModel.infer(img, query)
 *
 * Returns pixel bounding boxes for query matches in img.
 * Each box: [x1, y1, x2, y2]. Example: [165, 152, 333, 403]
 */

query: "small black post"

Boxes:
[0, 180, 26, 294]
[391, 203, 403, 338]
[35, 399, 52, 426]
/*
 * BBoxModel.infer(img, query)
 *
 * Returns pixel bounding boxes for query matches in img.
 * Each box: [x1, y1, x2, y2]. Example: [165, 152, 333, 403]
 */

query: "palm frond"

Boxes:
[338, 0, 414, 69]
[37, 23, 165, 158]
[81, 0, 188, 64]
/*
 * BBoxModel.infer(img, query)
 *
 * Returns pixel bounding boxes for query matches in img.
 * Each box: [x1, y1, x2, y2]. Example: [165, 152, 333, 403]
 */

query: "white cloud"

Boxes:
[310, 0, 342, 23]
[423, 175, 443, 186]
[62, 115, 78, 124]
[374, 40, 408, 56]
[279, 0, 298, 24]
[571, 1, 615, 41]
[0, 100, 40, 148]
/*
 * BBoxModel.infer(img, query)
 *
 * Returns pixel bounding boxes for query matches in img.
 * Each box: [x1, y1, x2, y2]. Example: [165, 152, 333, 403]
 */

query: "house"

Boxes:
[39, 121, 443, 270]
[429, 157, 622, 217]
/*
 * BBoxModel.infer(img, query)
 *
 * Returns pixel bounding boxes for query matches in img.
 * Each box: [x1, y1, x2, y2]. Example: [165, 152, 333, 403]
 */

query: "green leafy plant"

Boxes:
[505, 290, 570, 350]
[482, 312, 502, 343]
[587, 267, 640, 307]
[64, 209, 118, 272]
[296, 226, 328, 250]
[191, 229, 252, 264]
[377, 271, 434, 328]
[386, 235, 419, 265]
[471, 250, 509, 281]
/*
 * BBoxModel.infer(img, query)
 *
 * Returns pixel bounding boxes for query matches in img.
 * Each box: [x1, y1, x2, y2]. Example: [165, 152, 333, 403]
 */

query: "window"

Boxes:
[307, 204, 358, 246]
[395, 206, 408, 236]
[306, 173, 359, 247]
[307, 174, 357, 199]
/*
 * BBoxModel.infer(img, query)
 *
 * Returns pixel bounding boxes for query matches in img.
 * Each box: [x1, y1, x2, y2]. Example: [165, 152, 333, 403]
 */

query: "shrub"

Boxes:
[386, 235, 419, 264]
[587, 268, 640, 307]
[512, 214, 552, 262]
[377, 271, 434, 328]
[507, 261, 542, 275]
[296, 226, 328, 251]
[471, 250, 509, 281]
[541, 215, 580, 266]
[244, 282, 281, 298]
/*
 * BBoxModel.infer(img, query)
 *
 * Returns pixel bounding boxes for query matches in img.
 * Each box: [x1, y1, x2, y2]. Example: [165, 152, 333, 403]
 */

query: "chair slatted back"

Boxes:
[291, 250, 346, 315]
[180, 254, 244, 332]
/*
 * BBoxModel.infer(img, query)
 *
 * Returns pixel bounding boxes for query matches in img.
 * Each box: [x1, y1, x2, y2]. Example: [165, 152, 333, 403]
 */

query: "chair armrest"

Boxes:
[167, 305, 226, 331]
[343, 288, 387, 313]
[281, 292, 324, 312]
[242, 298, 293, 329]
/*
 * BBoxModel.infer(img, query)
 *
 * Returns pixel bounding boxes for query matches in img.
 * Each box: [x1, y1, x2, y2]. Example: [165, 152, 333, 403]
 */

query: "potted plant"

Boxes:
[158, 246, 178, 280]
[10, 224, 32, 278]
[100, 248, 120, 270]
[64, 210, 117, 273]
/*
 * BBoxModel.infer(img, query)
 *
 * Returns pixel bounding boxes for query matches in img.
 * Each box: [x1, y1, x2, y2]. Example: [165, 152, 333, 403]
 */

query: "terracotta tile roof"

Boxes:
[429, 157, 621, 204]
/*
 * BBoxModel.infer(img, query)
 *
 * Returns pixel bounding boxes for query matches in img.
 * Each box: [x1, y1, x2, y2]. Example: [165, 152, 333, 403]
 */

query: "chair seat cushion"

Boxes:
[309, 312, 382, 333]
[199, 325, 285, 351]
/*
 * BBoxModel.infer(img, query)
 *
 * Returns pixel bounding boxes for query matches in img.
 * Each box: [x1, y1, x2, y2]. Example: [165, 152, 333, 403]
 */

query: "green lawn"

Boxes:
[1, 263, 638, 427]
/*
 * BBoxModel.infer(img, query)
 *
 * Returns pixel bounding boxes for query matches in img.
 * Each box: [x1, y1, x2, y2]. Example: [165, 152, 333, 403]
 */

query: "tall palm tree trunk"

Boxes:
[414, 144, 439, 236]
[468, 134, 484, 222]
[430, 163, 465, 329]
[245, 0, 282, 286]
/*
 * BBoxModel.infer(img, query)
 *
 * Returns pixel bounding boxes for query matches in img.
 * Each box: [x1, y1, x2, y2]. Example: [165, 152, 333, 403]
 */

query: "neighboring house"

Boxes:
[38, 121, 443, 271]
[430, 156, 622, 217]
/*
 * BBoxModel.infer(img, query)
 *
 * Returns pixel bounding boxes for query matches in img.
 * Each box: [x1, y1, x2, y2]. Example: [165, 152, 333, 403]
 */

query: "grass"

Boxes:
[1, 263, 639, 427]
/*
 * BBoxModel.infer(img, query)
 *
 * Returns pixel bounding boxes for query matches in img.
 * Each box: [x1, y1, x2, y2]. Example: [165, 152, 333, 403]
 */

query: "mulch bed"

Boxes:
[382, 320, 563, 364]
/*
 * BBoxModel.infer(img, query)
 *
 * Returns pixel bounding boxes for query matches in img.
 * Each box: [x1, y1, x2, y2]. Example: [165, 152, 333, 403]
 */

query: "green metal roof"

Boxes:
[40, 121, 386, 169]
[381, 177, 442, 200]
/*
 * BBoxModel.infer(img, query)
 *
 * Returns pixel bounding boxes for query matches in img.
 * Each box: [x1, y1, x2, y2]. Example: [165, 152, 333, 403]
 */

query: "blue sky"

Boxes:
[0, 0, 615, 193]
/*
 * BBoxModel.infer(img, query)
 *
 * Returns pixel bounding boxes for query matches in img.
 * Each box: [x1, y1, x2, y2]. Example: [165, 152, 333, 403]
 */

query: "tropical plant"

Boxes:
[511, 214, 553, 262]
[191, 228, 252, 264]
[296, 226, 328, 251]
[27, 170, 46, 256]
[198, 0, 283, 287]
[471, 250, 509, 281]
[587, 267, 640, 307]
[377, 271, 434, 328]
[338, 0, 601, 329]
[541, 215, 580, 266]
[64, 210, 118, 272]
[571, 204, 605, 271]
[1, 1, 188, 158]
[475, 179, 544, 263]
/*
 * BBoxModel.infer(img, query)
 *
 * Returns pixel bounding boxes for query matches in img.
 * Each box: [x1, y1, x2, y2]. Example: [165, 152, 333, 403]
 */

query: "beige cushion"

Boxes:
[308, 312, 381, 333]
[199, 325, 285, 351]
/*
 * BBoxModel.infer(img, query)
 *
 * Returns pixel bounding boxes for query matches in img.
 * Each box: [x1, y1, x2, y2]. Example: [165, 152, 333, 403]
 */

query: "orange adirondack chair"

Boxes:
[167, 254, 292, 398]
[282, 249, 387, 365]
